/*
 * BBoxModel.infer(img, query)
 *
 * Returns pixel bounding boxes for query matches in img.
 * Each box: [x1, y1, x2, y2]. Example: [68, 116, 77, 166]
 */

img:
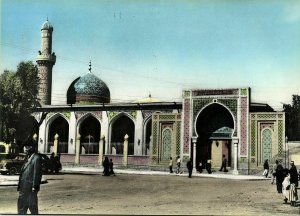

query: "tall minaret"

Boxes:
[36, 19, 56, 105]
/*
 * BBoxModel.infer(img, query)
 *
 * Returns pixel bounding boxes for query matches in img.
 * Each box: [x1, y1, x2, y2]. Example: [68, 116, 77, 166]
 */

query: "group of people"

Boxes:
[169, 156, 183, 174]
[102, 156, 115, 176]
[168, 155, 221, 178]
[266, 159, 299, 207]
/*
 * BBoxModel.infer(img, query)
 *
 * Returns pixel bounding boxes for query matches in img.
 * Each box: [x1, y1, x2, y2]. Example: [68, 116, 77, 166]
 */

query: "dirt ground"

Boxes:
[0, 173, 299, 215]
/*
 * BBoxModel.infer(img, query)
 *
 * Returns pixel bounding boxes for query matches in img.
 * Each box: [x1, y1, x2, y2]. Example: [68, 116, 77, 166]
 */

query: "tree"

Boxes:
[283, 95, 300, 141]
[0, 61, 39, 145]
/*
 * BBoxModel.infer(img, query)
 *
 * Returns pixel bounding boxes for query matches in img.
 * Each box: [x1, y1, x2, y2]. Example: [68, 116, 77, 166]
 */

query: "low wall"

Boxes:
[60, 154, 150, 167]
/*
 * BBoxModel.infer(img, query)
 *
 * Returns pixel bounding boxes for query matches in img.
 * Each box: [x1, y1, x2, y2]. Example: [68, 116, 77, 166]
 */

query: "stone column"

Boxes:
[123, 134, 129, 167]
[53, 133, 59, 156]
[232, 138, 239, 175]
[98, 135, 105, 166]
[192, 136, 197, 173]
[75, 134, 81, 165]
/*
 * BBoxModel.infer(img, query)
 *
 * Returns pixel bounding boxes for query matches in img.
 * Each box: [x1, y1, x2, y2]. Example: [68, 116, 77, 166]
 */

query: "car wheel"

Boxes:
[9, 167, 17, 175]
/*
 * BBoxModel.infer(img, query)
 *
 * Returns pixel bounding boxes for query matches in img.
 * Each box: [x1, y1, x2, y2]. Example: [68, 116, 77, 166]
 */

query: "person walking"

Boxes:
[219, 154, 228, 172]
[206, 159, 212, 174]
[109, 158, 115, 176]
[289, 182, 298, 207]
[102, 156, 110, 176]
[17, 145, 43, 214]
[49, 152, 56, 173]
[187, 159, 193, 178]
[263, 159, 269, 178]
[271, 160, 279, 184]
[275, 163, 285, 193]
[289, 161, 298, 187]
[169, 157, 173, 173]
[282, 172, 291, 204]
[176, 156, 181, 174]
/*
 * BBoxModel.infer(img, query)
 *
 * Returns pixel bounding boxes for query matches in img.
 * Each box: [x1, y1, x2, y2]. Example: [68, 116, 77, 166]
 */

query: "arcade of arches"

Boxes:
[34, 88, 286, 174]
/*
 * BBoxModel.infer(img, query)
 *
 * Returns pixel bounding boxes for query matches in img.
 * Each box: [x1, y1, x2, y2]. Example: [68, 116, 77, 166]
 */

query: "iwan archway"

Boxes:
[195, 103, 234, 170]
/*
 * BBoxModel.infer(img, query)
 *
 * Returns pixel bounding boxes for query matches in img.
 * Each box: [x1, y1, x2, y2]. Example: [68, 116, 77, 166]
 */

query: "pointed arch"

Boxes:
[77, 114, 101, 154]
[46, 113, 69, 153]
[109, 113, 135, 155]
[194, 102, 236, 138]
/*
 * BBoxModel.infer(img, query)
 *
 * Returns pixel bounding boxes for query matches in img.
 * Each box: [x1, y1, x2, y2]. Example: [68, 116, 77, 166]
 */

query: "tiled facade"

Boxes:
[34, 20, 286, 174]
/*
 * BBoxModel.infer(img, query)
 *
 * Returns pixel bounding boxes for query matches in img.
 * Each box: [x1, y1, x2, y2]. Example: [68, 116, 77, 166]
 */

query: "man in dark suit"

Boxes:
[17, 145, 42, 214]
[186, 159, 193, 178]
[290, 161, 298, 187]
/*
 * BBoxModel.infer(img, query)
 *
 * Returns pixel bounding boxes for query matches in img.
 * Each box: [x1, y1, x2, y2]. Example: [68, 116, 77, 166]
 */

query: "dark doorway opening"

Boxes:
[48, 116, 69, 153]
[195, 103, 234, 170]
[79, 116, 101, 154]
[111, 115, 135, 155]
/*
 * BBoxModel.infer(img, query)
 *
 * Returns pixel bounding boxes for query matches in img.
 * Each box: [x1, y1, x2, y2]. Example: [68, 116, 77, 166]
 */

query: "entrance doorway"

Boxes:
[195, 103, 234, 170]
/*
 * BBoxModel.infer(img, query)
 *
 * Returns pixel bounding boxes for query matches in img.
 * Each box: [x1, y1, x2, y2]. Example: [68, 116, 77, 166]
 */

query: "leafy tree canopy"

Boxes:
[0, 61, 39, 145]
[283, 95, 300, 141]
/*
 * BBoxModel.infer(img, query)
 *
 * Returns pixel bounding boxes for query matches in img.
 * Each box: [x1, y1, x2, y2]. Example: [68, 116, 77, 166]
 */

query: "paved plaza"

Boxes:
[0, 168, 299, 215]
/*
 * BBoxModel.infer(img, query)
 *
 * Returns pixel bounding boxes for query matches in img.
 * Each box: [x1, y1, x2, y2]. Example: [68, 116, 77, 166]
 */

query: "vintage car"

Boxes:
[0, 154, 26, 175]
[0, 142, 61, 175]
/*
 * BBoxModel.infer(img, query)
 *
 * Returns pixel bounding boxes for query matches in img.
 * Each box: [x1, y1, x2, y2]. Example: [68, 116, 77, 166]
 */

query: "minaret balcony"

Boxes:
[36, 53, 56, 63]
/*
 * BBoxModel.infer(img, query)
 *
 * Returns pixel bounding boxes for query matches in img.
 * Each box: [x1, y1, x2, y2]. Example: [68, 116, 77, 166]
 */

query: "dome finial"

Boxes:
[89, 60, 92, 73]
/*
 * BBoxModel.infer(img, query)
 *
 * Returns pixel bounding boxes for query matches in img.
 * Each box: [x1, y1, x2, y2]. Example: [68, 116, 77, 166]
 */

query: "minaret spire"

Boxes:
[36, 19, 56, 105]
[89, 60, 92, 73]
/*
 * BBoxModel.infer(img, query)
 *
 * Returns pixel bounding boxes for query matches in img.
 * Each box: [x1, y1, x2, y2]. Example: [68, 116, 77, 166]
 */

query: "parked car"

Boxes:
[0, 142, 62, 175]
[0, 154, 26, 175]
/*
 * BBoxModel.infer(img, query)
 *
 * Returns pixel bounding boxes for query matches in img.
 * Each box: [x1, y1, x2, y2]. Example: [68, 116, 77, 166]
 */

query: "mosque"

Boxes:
[32, 19, 286, 174]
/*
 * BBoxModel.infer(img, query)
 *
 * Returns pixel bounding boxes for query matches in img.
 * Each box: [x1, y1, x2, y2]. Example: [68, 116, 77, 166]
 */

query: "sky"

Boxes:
[1, 0, 300, 110]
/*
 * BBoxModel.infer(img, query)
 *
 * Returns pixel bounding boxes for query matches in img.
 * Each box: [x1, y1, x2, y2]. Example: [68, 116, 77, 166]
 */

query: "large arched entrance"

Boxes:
[195, 103, 234, 169]
[110, 115, 135, 155]
[48, 116, 69, 153]
[79, 115, 101, 154]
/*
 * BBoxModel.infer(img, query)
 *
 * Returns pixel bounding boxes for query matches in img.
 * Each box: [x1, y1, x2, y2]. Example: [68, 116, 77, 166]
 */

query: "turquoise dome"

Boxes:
[41, 20, 53, 31]
[67, 73, 110, 104]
